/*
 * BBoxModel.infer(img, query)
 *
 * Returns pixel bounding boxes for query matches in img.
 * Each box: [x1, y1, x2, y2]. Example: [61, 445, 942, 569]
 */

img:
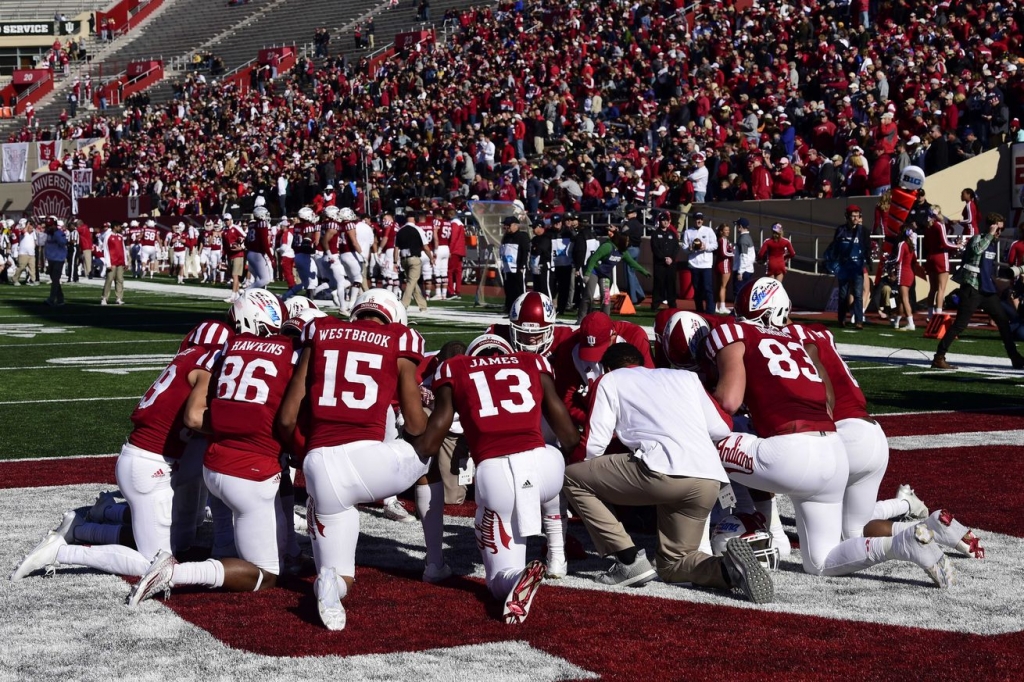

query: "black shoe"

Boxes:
[1012, 355, 1024, 370]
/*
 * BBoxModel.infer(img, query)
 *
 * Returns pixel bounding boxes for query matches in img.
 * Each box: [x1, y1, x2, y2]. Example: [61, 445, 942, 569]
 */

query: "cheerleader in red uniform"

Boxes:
[714, 223, 734, 314]
[887, 227, 927, 331]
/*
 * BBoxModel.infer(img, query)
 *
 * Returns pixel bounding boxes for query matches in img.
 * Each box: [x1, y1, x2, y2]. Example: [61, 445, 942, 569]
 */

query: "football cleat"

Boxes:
[314, 566, 347, 631]
[927, 510, 984, 559]
[596, 549, 657, 587]
[891, 523, 955, 588]
[10, 531, 66, 581]
[896, 484, 929, 520]
[545, 557, 568, 580]
[503, 560, 546, 625]
[722, 537, 775, 604]
[88, 491, 118, 522]
[127, 550, 177, 607]
[382, 498, 416, 523]
[54, 509, 86, 543]
[422, 563, 453, 584]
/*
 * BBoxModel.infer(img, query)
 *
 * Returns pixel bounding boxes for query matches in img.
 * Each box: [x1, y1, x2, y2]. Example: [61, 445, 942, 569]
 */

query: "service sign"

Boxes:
[0, 21, 82, 37]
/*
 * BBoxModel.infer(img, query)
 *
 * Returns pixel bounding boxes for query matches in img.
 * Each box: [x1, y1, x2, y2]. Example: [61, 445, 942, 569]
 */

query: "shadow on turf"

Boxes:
[6, 299, 222, 335]
[870, 386, 1024, 415]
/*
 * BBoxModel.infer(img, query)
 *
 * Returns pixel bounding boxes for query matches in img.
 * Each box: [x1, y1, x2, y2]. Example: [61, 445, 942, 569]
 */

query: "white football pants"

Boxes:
[835, 418, 889, 539]
[303, 439, 430, 579]
[340, 253, 364, 294]
[246, 252, 273, 288]
[474, 446, 564, 599]
[204, 468, 286, 574]
[324, 257, 350, 309]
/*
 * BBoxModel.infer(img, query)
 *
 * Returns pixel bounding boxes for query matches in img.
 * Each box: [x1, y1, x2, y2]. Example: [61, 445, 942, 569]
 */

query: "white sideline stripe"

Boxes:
[0, 339, 176, 348]
[873, 406, 1024, 417]
[0, 397, 137, 406]
[3, 453, 119, 462]
[889, 429, 1024, 450]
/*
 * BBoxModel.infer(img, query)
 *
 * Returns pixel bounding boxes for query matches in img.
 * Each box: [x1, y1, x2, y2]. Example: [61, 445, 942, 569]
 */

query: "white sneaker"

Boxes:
[891, 523, 955, 588]
[545, 557, 568, 579]
[926, 510, 984, 559]
[127, 550, 177, 606]
[503, 559, 546, 625]
[100, 298, 107, 305]
[10, 531, 66, 580]
[314, 566, 347, 630]
[896, 484, 929, 520]
[88, 491, 118, 522]
[422, 562, 452, 583]
[116, 299, 124, 305]
[382, 498, 416, 523]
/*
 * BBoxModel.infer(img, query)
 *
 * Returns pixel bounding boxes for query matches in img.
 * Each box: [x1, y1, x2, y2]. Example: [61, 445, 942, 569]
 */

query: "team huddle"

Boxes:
[10, 280, 985, 628]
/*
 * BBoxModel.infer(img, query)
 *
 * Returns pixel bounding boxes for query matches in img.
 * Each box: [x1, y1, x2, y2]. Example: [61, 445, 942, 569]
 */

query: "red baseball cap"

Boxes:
[578, 312, 615, 363]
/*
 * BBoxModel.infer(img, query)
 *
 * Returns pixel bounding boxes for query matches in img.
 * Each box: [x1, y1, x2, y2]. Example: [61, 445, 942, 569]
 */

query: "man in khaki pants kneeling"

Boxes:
[563, 343, 774, 603]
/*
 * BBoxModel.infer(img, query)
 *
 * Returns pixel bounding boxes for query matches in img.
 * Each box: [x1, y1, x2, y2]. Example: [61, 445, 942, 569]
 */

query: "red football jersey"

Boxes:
[141, 226, 159, 246]
[295, 221, 320, 254]
[433, 352, 550, 463]
[706, 321, 834, 438]
[418, 220, 435, 244]
[794, 324, 868, 422]
[320, 220, 342, 254]
[128, 346, 221, 459]
[301, 317, 425, 449]
[205, 334, 298, 481]
[436, 219, 453, 247]
[245, 221, 273, 255]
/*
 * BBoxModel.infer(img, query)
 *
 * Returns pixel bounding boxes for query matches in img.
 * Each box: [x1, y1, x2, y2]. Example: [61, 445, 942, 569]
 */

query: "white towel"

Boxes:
[509, 453, 542, 537]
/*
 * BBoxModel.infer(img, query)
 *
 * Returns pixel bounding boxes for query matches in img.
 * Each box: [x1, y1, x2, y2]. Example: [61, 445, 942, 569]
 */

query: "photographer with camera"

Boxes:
[933, 213, 1024, 370]
[43, 218, 68, 307]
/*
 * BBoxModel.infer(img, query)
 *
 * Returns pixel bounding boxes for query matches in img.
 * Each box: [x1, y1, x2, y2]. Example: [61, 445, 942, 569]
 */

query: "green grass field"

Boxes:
[1, 280, 1021, 460]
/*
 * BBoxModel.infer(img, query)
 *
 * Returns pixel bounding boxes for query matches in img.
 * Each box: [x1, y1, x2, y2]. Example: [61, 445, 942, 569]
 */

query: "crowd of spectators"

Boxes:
[4, 0, 1024, 225]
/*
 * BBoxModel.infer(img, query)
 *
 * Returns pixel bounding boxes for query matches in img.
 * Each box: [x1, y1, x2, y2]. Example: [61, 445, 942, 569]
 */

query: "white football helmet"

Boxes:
[350, 288, 406, 325]
[467, 333, 515, 357]
[662, 311, 711, 370]
[323, 205, 341, 222]
[229, 288, 284, 336]
[508, 291, 557, 354]
[339, 207, 358, 222]
[735, 277, 791, 329]
[145, 220, 156, 228]
[281, 307, 327, 337]
[283, 295, 319, 319]
[253, 206, 271, 221]
[298, 207, 317, 223]
[711, 512, 780, 571]
[173, 222, 185, 233]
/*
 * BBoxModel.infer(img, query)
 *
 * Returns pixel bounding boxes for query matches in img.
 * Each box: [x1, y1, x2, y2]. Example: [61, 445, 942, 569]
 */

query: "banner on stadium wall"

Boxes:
[0, 21, 82, 36]
[2, 143, 29, 183]
[71, 169, 93, 215]
[1012, 143, 1024, 210]
[37, 141, 59, 165]
[32, 171, 73, 221]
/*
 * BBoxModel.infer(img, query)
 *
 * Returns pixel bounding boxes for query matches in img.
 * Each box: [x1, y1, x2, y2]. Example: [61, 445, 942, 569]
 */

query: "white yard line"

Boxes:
[0, 397, 137, 406]
[0, 339, 175, 348]
[889, 429, 1024, 450]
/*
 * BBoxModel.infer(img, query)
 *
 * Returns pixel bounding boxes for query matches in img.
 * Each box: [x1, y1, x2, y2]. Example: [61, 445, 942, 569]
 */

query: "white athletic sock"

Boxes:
[171, 559, 224, 588]
[440, 288, 447, 298]
[890, 520, 916, 535]
[872, 498, 910, 520]
[542, 495, 564, 563]
[73, 521, 122, 545]
[755, 497, 790, 557]
[820, 536, 892, 576]
[416, 482, 445, 568]
[57, 543, 150, 576]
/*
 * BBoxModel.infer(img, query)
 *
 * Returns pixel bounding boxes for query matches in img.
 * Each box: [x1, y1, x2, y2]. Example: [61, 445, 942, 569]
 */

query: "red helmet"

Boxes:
[662, 311, 711, 370]
[734, 277, 791, 329]
[178, 320, 234, 352]
[508, 291, 557, 354]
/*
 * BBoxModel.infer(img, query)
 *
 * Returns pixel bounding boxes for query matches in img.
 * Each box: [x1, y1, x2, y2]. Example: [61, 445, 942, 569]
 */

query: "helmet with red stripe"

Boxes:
[350, 288, 407, 325]
[466, 333, 514, 357]
[229, 288, 284, 337]
[662, 311, 711, 370]
[711, 512, 780, 570]
[178, 320, 234, 352]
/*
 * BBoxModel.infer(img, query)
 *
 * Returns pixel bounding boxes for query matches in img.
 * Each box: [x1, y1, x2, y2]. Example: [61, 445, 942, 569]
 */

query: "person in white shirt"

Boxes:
[682, 212, 717, 313]
[354, 216, 375, 290]
[13, 222, 39, 286]
[688, 153, 710, 203]
[562, 344, 774, 603]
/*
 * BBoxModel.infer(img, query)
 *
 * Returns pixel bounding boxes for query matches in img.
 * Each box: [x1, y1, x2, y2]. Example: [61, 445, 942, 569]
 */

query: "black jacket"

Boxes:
[650, 227, 680, 262]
